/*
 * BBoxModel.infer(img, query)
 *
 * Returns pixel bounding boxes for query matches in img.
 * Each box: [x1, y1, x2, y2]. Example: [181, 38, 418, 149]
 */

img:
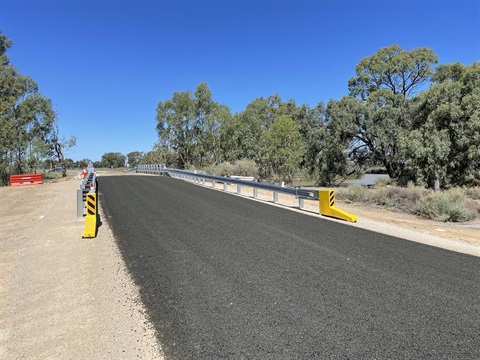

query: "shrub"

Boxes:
[465, 187, 480, 200]
[43, 172, 63, 180]
[217, 162, 235, 177]
[233, 159, 259, 178]
[337, 185, 368, 202]
[416, 189, 477, 222]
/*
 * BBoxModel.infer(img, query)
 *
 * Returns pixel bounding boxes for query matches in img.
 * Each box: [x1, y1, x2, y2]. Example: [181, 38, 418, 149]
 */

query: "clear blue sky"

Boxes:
[1, 0, 479, 162]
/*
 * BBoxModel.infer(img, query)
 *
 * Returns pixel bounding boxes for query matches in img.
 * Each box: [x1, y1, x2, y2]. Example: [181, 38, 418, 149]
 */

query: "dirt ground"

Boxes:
[1, 172, 478, 360]
[0, 174, 164, 360]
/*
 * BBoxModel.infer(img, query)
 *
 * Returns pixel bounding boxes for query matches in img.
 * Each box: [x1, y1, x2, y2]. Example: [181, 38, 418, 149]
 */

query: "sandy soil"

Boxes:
[0, 174, 164, 360]
[1, 172, 478, 359]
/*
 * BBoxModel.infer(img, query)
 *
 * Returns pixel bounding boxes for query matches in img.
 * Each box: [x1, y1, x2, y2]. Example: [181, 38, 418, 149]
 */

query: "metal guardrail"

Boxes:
[136, 164, 166, 175]
[76, 163, 97, 217]
[136, 164, 318, 209]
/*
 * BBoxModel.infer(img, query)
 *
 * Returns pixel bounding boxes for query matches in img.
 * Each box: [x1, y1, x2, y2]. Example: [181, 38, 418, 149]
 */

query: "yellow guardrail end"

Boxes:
[318, 190, 358, 223]
[82, 193, 97, 238]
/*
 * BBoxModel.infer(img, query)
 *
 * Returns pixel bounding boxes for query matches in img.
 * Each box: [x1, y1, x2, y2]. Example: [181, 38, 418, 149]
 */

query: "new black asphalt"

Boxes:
[98, 175, 479, 359]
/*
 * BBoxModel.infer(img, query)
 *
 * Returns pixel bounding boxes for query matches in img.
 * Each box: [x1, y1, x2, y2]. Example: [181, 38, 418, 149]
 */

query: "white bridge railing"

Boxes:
[135, 164, 318, 209]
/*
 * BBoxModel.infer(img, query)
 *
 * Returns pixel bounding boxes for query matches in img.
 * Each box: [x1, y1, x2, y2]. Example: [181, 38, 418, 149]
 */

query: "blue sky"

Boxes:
[1, 0, 479, 162]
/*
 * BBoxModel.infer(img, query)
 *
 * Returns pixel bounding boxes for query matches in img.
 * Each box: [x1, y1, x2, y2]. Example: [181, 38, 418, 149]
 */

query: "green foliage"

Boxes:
[257, 115, 304, 183]
[416, 189, 477, 222]
[337, 186, 477, 222]
[220, 95, 284, 162]
[156, 83, 229, 168]
[0, 31, 71, 184]
[127, 151, 144, 167]
[337, 185, 429, 213]
[100, 152, 126, 168]
[232, 159, 259, 178]
[321, 45, 479, 188]
[348, 44, 438, 99]
[400, 62, 480, 186]
[326, 45, 438, 184]
[465, 187, 480, 200]
[153, 45, 477, 190]
[201, 159, 259, 179]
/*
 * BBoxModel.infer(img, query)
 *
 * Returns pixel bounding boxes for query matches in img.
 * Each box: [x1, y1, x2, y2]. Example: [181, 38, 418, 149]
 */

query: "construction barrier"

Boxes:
[10, 174, 43, 186]
[82, 193, 98, 238]
[319, 190, 358, 222]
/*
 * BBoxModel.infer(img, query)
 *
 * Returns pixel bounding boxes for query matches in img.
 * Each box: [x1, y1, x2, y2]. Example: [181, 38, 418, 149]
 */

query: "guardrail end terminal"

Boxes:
[319, 190, 358, 223]
[82, 193, 98, 238]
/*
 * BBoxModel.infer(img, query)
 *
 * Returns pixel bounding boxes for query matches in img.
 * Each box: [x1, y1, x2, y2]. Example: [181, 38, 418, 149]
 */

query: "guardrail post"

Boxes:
[298, 198, 304, 209]
[77, 189, 84, 217]
[273, 192, 278, 203]
[237, 185, 241, 194]
[223, 182, 228, 191]
[212, 180, 216, 188]
[253, 188, 258, 198]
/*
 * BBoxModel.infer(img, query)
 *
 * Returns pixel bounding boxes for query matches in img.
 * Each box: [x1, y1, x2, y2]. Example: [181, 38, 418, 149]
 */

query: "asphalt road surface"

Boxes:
[99, 175, 479, 359]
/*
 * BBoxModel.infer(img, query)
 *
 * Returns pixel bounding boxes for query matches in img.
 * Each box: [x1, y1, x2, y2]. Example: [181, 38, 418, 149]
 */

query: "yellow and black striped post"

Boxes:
[83, 193, 97, 238]
[319, 190, 358, 222]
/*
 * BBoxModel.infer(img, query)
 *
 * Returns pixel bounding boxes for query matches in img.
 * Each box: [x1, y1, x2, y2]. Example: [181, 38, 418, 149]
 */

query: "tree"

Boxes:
[257, 115, 305, 183]
[100, 152, 126, 168]
[348, 44, 438, 99]
[320, 45, 439, 184]
[220, 95, 314, 165]
[50, 124, 77, 177]
[0, 31, 58, 185]
[156, 83, 230, 168]
[127, 151, 144, 167]
[400, 62, 480, 186]
[286, 102, 326, 176]
[75, 159, 92, 168]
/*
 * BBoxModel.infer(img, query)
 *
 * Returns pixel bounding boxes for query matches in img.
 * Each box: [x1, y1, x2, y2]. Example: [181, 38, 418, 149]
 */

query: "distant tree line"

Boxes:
[152, 45, 479, 187]
[0, 31, 75, 185]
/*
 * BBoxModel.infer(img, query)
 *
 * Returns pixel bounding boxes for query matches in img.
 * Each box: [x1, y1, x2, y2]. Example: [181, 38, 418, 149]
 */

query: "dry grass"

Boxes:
[336, 185, 479, 222]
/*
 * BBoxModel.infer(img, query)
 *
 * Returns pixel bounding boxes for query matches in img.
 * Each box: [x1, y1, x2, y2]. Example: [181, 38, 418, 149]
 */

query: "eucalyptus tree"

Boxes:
[319, 45, 439, 185]
[0, 31, 58, 184]
[127, 151, 145, 168]
[156, 83, 230, 168]
[400, 62, 480, 186]
[257, 115, 305, 182]
[348, 44, 438, 99]
[220, 95, 317, 171]
[100, 152, 126, 168]
[220, 96, 275, 163]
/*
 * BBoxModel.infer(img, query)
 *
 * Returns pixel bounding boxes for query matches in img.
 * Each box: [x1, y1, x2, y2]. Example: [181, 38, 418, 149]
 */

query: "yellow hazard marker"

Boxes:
[319, 190, 358, 222]
[83, 193, 97, 238]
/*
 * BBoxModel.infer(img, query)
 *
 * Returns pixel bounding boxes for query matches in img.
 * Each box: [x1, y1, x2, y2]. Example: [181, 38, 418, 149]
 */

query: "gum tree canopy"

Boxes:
[320, 45, 439, 184]
[0, 31, 58, 184]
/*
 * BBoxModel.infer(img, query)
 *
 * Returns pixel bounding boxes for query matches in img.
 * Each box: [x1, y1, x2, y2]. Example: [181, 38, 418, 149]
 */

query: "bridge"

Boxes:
[98, 174, 480, 359]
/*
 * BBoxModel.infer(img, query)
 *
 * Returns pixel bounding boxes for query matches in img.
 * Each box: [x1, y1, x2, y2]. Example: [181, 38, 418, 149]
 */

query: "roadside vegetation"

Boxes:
[0, 31, 75, 185]
[2, 31, 479, 223]
[336, 185, 480, 222]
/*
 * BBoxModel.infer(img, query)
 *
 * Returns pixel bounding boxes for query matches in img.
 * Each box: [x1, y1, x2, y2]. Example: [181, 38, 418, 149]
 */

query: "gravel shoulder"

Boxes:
[0, 175, 163, 359]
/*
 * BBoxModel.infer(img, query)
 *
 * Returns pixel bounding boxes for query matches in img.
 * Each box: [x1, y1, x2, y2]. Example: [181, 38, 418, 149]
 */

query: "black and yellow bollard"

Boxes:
[82, 193, 98, 238]
[319, 190, 358, 222]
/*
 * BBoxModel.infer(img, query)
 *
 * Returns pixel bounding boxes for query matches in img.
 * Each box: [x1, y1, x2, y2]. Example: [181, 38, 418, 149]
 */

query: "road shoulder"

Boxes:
[0, 176, 163, 359]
